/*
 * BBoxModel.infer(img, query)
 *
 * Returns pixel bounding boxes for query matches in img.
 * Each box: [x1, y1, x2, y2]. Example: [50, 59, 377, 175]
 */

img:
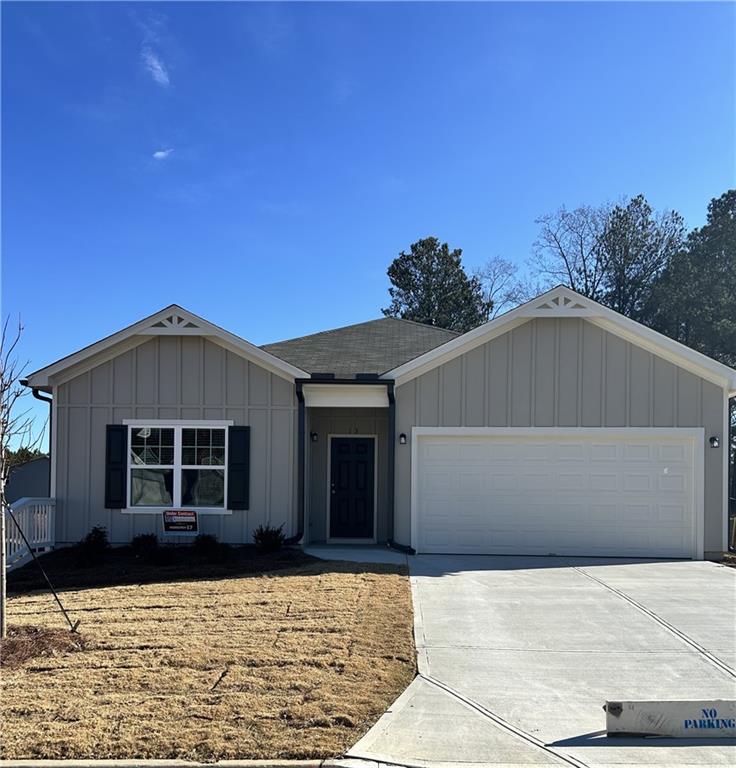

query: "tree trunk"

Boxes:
[1, 502, 6, 639]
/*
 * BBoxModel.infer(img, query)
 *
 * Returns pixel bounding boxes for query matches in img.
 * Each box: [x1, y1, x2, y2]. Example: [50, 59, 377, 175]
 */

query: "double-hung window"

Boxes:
[128, 423, 228, 510]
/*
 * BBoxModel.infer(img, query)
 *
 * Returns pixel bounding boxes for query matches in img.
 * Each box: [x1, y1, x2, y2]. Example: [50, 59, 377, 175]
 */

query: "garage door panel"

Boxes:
[557, 444, 586, 461]
[591, 443, 619, 461]
[557, 472, 587, 490]
[659, 473, 687, 492]
[589, 473, 618, 492]
[415, 432, 697, 558]
[624, 443, 653, 461]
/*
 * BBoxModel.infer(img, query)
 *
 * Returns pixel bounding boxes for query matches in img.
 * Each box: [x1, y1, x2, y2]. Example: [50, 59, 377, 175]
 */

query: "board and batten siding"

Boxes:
[53, 336, 297, 545]
[394, 318, 726, 553]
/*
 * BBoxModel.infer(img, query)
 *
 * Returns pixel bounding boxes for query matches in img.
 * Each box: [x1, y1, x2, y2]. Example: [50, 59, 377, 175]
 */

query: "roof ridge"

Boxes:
[261, 318, 388, 348]
[262, 316, 459, 349]
[386, 316, 461, 335]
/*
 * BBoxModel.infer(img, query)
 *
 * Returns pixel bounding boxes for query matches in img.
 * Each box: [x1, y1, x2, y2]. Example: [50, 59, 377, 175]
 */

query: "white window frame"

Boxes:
[123, 419, 234, 515]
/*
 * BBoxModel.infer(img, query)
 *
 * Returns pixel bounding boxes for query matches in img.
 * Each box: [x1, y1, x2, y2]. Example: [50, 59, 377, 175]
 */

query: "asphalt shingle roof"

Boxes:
[261, 317, 459, 378]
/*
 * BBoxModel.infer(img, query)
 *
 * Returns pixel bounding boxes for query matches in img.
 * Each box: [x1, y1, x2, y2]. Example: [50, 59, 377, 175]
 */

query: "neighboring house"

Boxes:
[5, 456, 50, 504]
[23, 286, 736, 559]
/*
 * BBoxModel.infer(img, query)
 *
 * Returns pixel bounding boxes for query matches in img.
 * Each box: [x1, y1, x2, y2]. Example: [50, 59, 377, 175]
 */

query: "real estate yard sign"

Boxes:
[162, 510, 198, 534]
[606, 700, 736, 737]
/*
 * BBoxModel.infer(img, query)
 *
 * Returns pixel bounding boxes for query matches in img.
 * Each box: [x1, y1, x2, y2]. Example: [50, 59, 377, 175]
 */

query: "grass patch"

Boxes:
[1, 549, 415, 761]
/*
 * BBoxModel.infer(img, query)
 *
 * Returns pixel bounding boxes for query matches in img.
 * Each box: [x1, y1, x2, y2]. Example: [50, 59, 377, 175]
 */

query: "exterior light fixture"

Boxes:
[399, 433, 407, 445]
[709, 436, 720, 448]
[310, 432, 318, 443]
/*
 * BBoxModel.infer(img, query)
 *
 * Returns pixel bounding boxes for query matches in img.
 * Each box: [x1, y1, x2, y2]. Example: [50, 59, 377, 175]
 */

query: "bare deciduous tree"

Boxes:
[1, 317, 45, 637]
[528, 196, 685, 323]
[530, 204, 608, 300]
[475, 256, 529, 318]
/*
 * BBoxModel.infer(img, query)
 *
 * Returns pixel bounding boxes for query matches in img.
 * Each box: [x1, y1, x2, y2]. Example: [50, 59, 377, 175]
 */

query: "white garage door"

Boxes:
[413, 429, 701, 558]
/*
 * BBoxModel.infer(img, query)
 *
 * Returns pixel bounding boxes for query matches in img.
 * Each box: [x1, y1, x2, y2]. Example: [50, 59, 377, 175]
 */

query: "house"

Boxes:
[5, 455, 50, 504]
[23, 286, 736, 559]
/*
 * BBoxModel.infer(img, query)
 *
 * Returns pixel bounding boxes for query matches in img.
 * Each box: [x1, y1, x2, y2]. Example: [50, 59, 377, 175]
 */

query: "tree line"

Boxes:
[383, 189, 736, 367]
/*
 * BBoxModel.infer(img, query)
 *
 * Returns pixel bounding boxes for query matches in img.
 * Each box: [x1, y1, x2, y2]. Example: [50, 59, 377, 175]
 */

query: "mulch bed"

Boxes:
[1, 625, 86, 669]
[7, 543, 315, 594]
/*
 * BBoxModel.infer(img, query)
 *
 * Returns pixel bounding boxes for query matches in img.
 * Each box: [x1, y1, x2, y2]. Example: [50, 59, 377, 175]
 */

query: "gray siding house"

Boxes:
[24, 286, 736, 559]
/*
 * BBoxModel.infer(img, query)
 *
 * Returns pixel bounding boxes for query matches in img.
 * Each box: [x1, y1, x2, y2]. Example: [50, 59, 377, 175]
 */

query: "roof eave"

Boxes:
[24, 304, 309, 388]
[384, 286, 736, 392]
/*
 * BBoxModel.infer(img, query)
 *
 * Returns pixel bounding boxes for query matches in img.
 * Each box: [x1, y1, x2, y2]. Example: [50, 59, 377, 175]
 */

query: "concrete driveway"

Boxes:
[346, 555, 736, 768]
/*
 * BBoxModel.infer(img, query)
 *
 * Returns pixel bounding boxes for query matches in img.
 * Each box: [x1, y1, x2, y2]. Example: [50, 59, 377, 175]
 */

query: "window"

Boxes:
[128, 423, 228, 509]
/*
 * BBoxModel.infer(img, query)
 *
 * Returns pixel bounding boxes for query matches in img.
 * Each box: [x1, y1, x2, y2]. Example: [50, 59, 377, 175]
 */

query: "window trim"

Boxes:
[123, 419, 234, 515]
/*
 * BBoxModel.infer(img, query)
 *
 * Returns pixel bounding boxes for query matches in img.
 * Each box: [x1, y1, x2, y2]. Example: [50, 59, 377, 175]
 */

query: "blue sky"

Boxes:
[2, 1, 734, 442]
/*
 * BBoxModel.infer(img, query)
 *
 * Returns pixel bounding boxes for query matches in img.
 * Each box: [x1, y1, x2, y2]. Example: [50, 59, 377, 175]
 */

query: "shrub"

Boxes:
[131, 533, 158, 553]
[192, 533, 227, 559]
[131, 533, 159, 563]
[253, 523, 285, 553]
[75, 526, 110, 566]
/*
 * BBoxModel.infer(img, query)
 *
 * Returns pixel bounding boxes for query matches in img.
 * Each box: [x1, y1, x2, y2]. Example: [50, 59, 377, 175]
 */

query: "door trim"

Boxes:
[410, 426, 705, 559]
[327, 434, 378, 543]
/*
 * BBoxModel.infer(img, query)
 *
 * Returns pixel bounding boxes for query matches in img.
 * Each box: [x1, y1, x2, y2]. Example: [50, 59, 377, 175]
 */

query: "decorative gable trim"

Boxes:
[25, 305, 309, 389]
[147, 312, 202, 333]
[384, 286, 736, 394]
[517, 289, 598, 317]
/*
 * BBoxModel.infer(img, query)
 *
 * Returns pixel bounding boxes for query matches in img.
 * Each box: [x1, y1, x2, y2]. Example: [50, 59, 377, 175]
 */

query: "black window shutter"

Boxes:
[105, 425, 128, 509]
[227, 426, 250, 510]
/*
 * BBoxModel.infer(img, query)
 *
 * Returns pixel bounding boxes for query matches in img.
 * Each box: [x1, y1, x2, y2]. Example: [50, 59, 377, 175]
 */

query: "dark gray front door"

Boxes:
[329, 437, 375, 539]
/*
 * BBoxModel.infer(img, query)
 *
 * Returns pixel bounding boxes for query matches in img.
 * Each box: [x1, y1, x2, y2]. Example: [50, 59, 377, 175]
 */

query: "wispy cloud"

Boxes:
[141, 48, 169, 86]
[153, 148, 174, 160]
[137, 12, 170, 86]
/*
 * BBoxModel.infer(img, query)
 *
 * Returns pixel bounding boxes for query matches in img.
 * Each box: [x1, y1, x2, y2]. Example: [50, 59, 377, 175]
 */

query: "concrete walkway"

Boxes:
[311, 549, 736, 768]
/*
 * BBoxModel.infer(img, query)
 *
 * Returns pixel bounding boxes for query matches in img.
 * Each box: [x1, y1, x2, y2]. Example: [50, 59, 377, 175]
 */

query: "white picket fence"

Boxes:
[4, 497, 55, 571]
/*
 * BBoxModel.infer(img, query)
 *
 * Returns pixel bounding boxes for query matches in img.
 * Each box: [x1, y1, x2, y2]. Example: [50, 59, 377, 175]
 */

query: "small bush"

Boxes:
[131, 533, 158, 554]
[192, 533, 231, 561]
[253, 523, 285, 553]
[131, 533, 160, 563]
[75, 526, 110, 566]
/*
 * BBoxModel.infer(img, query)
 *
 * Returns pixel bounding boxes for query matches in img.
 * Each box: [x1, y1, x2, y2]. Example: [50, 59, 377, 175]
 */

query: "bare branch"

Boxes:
[1, 315, 44, 505]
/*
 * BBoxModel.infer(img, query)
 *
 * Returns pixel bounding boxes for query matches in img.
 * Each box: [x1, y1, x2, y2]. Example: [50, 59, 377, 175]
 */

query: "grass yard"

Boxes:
[0, 546, 415, 761]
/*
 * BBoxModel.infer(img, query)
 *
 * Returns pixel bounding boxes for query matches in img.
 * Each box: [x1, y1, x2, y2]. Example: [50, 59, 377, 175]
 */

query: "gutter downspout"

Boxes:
[284, 382, 305, 546]
[21, 382, 53, 495]
[386, 383, 396, 545]
[385, 382, 415, 555]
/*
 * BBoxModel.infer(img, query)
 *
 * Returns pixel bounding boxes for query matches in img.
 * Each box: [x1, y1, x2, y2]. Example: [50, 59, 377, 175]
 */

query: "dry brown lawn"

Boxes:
[0, 551, 415, 761]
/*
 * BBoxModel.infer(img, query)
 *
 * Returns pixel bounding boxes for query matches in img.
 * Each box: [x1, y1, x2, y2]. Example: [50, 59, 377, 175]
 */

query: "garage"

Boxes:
[412, 428, 704, 559]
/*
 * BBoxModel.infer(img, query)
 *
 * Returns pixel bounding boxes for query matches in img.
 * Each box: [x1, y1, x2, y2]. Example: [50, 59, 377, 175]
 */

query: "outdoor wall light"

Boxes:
[709, 436, 720, 448]
[399, 433, 407, 445]
[310, 432, 318, 443]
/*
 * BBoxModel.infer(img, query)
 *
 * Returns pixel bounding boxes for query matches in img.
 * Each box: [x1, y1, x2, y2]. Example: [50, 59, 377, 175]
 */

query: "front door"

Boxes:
[329, 436, 375, 539]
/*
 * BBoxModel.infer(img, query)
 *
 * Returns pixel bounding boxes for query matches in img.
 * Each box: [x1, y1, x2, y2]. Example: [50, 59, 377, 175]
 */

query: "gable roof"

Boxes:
[384, 285, 736, 395]
[262, 317, 459, 378]
[24, 305, 309, 390]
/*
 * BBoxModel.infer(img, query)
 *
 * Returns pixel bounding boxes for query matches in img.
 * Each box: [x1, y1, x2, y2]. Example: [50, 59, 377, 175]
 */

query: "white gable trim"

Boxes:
[384, 286, 736, 394]
[25, 305, 309, 388]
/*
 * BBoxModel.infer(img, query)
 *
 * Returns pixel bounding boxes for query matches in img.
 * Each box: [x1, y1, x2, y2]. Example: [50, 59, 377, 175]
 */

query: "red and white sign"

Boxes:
[162, 510, 198, 534]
